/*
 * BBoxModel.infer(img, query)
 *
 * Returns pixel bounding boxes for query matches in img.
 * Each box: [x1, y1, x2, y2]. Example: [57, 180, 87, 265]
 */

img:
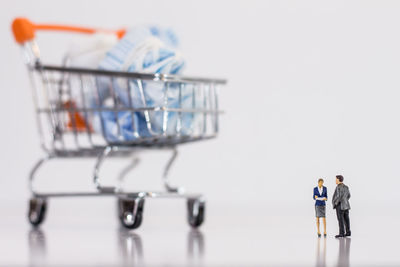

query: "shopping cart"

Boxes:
[12, 18, 226, 229]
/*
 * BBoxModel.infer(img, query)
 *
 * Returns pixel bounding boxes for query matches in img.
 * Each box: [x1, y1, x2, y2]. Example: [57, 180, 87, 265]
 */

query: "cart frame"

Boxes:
[13, 18, 226, 229]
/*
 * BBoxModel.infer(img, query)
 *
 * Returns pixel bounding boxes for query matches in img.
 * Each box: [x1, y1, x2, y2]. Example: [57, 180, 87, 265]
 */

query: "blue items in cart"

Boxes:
[92, 26, 196, 142]
[99, 26, 184, 74]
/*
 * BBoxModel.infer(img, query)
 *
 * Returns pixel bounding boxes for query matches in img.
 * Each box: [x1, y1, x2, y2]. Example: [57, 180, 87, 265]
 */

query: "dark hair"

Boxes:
[318, 178, 324, 183]
[336, 175, 344, 182]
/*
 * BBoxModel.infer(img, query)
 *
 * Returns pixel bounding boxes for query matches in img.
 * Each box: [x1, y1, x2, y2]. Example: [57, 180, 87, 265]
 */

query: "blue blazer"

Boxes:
[313, 186, 327, 206]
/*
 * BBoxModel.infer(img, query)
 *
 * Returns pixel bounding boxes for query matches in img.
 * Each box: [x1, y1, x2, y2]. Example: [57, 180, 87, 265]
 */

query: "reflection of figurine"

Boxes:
[187, 229, 204, 262]
[313, 178, 328, 237]
[337, 238, 351, 267]
[28, 229, 47, 267]
[315, 236, 326, 267]
[118, 228, 143, 266]
[332, 175, 351, 238]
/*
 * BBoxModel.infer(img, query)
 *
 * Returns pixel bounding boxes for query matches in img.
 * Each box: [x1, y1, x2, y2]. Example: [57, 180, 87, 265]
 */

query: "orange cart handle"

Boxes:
[12, 17, 126, 44]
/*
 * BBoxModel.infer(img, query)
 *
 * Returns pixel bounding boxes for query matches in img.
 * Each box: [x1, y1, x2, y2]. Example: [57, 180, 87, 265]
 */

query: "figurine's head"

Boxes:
[318, 178, 324, 187]
[336, 175, 344, 185]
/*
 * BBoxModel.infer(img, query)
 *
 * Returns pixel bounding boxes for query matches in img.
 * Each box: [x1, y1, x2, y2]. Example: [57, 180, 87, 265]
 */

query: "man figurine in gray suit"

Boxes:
[332, 175, 351, 238]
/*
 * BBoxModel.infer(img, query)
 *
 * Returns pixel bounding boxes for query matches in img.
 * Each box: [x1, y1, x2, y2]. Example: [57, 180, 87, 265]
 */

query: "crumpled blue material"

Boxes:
[91, 26, 196, 142]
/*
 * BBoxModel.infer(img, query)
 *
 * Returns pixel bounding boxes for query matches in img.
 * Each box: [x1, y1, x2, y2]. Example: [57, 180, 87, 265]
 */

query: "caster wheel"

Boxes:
[118, 198, 144, 230]
[187, 198, 205, 228]
[28, 198, 47, 227]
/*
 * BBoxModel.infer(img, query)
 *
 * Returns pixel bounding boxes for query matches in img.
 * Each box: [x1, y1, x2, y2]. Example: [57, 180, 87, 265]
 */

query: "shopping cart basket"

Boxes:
[12, 18, 226, 229]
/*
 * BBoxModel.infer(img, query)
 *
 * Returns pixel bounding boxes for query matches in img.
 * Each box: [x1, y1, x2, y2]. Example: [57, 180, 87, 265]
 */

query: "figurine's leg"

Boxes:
[316, 217, 320, 235]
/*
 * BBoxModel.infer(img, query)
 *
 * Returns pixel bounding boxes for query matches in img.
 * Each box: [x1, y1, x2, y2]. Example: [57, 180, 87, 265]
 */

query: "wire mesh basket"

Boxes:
[27, 46, 225, 156]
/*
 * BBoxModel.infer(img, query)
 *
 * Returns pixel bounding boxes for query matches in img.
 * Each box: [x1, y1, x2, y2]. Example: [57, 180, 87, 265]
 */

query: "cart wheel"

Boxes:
[28, 198, 47, 227]
[187, 198, 205, 228]
[118, 198, 144, 230]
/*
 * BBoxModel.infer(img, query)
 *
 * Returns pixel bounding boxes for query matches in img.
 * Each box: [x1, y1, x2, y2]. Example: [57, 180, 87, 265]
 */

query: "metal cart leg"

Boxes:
[93, 146, 117, 193]
[28, 156, 52, 227]
[92, 147, 146, 229]
[29, 155, 52, 195]
[162, 148, 205, 228]
[26, 148, 205, 229]
[117, 156, 140, 192]
[162, 147, 184, 193]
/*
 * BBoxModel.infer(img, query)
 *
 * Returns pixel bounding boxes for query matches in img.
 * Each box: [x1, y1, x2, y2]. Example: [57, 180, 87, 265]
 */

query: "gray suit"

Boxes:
[332, 183, 351, 236]
[332, 183, 351, 210]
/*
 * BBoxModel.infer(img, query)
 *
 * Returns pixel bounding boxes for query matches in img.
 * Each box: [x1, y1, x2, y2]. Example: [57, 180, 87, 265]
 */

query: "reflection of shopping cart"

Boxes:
[12, 18, 226, 229]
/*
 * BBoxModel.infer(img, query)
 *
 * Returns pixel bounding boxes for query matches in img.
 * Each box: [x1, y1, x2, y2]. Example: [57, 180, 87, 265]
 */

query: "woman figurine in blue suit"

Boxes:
[314, 178, 328, 237]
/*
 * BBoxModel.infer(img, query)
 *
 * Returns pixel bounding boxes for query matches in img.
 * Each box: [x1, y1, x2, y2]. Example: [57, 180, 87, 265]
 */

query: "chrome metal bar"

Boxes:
[214, 84, 220, 133]
[117, 157, 140, 192]
[78, 74, 94, 146]
[21, 41, 41, 69]
[56, 71, 68, 147]
[208, 83, 216, 134]
[162, 82, 169, 136]
[66, 73, 81, 149]
[37, 107, 222, 113]
[93, 146, 116, 192]
[202, 84, 208, 136]
[109, 77, 122, 140]
[126, 80, 139, 138]
[40, 69, 62, 151]
[137, 79, 156, 135]
[50, 135, 216, 151]
[26, 66, 49, 153]
[162, 148, 183, 193]
[191, 83, 196, 133]
[29, 155, 53, 195]
[176, 83, 183, 135]
[32, 190, 201, 199]
[36, 64, 227, 84]
[94, 76, 108, 143]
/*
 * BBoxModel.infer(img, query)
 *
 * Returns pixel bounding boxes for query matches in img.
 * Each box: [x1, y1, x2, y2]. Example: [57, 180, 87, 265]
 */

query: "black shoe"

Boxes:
[345, 232, 351, 237]
[335, 234, 345, 238]
[318, 233, 321, 238]
[324, 233, 327, 238]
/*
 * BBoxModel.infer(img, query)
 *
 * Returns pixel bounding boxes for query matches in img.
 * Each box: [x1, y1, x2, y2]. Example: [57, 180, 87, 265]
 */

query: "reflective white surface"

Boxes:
[1, 200, 399, 266]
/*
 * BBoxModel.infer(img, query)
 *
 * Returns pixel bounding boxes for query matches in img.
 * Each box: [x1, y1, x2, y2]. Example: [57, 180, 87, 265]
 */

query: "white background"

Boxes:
[1, 1, 400, 266]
